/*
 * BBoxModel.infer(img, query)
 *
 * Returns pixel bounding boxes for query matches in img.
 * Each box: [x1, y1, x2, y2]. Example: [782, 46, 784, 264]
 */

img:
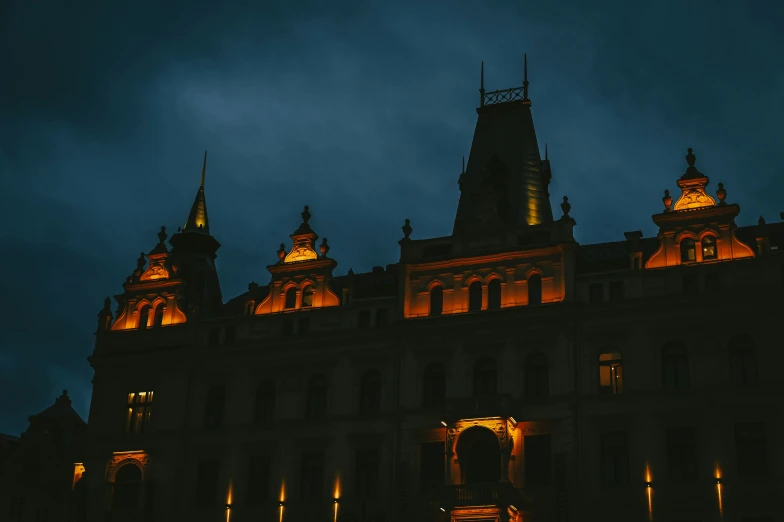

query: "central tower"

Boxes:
[453, 55, 553, 236]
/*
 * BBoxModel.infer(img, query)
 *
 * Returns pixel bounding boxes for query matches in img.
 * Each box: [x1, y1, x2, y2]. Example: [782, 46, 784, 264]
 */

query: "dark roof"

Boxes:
[29, 390, 86, 427]
[222, 283, 271, 316]
[333, 265, 398, 301]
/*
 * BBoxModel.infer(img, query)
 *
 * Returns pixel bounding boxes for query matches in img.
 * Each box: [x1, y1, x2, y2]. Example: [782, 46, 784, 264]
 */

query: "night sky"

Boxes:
[1, 1, 782, 435]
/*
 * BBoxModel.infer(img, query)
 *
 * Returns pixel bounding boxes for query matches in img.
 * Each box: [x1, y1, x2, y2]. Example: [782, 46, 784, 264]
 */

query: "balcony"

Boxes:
[444, 394, 515, 421]
[444, 482, 519, 507]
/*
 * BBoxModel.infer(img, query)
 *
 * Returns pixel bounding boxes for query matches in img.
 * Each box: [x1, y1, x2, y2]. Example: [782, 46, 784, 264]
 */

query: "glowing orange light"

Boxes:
[715, 464, 723, 516]
[72, 463, 85, 491]
[333, 476, 341, 522]
[225, 481, 233, 522]
[644, 464, 653, 520]
[278, 480, 286, 522]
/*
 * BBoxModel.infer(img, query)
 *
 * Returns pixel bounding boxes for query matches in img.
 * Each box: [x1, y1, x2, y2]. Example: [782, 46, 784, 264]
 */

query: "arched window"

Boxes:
[422, 362, 446, 410]
[301, 285, 314, 308]
[468, 281, 482, 312]
[112, 464, 142, 511]
[729, 336, 758, 385]
[702, 236, 717, 260]
[525, 352, 549, 399]
[528, 274, 542, 306]
[456, 426, 500, 483]
[204, 385, 226, 428]
[473, 357, 497, 397]
[681, 238, 696, 263]
[599, 351, 623, 395]
[487, 279, 502, 310]
[358, 370, 382, 416]
[429, 286, 443, 317]
[284, 287, 297, 309]
[306, 375, 328, 419]
[662, 342, 690, 390]
[152, 304, 164, 327]
[138, 306, 151, 330]
[253, 380, 276, 424]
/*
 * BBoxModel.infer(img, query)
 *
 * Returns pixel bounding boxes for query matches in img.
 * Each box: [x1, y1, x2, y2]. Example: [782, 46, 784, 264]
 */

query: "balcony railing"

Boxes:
[444, 482, 517, 507]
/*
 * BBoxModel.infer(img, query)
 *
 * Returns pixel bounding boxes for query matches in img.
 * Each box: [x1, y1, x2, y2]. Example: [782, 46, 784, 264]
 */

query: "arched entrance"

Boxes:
[112, 463, 142, 517]
[456, 426, 500, 484]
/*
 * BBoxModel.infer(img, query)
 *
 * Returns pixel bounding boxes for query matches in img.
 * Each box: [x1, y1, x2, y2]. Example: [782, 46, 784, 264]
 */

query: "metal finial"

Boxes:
[523, 53, 529, 101]
[200, 150, 207, 188]
[301, 205, 311, 224]
[479, 61, 485, 107]
[157, 226, 168, 244]
[402, 218, 412, 239]
[545, 143, 548, 160]
[686, 148, 696, 168]
[462, 156, 465, 174]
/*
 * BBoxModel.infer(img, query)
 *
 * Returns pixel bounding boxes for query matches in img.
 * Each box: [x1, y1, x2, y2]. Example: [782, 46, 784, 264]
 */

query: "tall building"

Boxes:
[82, 59, 784, 522]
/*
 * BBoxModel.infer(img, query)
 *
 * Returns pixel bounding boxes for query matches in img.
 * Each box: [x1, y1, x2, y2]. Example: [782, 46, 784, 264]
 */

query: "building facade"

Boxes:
[82, 63, 784, 522]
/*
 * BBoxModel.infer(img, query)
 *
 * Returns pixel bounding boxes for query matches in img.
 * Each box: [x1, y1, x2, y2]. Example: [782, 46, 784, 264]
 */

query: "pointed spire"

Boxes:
[523, 53, 530, 103]
[479, 61, 485, 107]
[462, 156, 466, 174]
[545, 143, 548, 160]
[200, 150, 207, 188]
[183, 152, 211, 234]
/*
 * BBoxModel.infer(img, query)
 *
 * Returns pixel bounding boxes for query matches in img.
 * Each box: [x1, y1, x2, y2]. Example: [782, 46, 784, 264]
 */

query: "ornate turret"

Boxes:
[454, 55, 553, 236]
[254, 206, 341, 314]
[168, 151, 223, 318]
[646, 148, 755, 268]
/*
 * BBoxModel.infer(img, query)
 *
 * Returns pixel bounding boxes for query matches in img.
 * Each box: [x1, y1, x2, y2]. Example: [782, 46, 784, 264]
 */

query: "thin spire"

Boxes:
[479, 61, 485, 107]
[523, 53, 529, 101]
[545, 143, 548, 160]
[200, 150, 207, 188]
[462, 155, 466, 174]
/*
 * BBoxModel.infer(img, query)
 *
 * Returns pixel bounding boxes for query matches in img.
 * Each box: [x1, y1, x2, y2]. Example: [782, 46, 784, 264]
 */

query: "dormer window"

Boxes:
[301, 285, 314, 308]
[488, 279, 502, 310]
[284, 287, 297, 309]
[702, 236, 717, 260]
[680, 238, 696, 263]
[429, 286, 443, 317]
[152, 304, 164, 327]
[468, 281, 482, 312]
[138, 306, 151, 330]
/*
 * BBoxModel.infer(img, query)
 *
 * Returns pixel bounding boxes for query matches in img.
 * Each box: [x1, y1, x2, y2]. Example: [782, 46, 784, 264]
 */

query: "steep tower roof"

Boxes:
[183, 151, 210, 234]
[454, 56, 553, 236]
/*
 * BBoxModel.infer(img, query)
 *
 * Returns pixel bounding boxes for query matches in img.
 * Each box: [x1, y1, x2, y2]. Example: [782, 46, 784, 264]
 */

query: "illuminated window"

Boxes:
[598, 352, 623, 395]
[729, 336, 758, 385]
[306, 375, 328, 419]
[300, 451, 325, 500]
[488, 279, 502, 310]
[422, 362, 446, 410]
[468, 281, 482, 312]
[354, 447, 380, 497]
[125, 391, 153, 435]
[284, 288, 297, 309]
[734, 422, 768, 477]
[203, 385, 226, 428]
[701, 236, 717, 260]
[301, 285, 314, 308]
[112, 464, 142, 510]
[524, 434, 552, 487]
[419, 442, 444, 495]
[152, 304, 164, 327]
[138, 306, 151, 330]
[528, 274, 542, 305]
[525, 352, 549, 399]
[662, 342, 690, 390]
[473, 357, 497, 397]
[666, 427, 698, 481]
[680, 238, 696, 263]
[358, 370, 382, 416]
[600, 432, 629, 485]
[246, 455, 271, 505]
[253, 381, 275, 424]
[429, 286, 443, 317]
[195, 459, 220, 506]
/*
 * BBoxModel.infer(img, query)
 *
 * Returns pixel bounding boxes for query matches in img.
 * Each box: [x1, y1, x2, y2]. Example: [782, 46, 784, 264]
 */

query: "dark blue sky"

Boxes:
[1, 0, 782, 435]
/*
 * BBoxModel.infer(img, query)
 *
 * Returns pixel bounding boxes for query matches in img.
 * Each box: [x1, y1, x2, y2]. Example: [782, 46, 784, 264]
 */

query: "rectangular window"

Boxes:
[735, 422, 768, 477]
[246, 455, 270, 505]
[588, 283, 604, 304]
[600, 431, 629, 485]
[420, 442, 444, 495]
[355, 448, 380, 497]
[125, 391, 153, 434]
[281, 318, 294, 337]
[524, 434, 552, 487]
[375, 308, 389, 328]
[358, 310, 371, 329]
[300, 451, 325, 500]
[608, 281, 625, 302]
[223, 326, 236, 344]
[682, 274, 699, 294]
[298, 317, 310, 335]
[704, 273, 721, 292]
[195, 459, 220, 506]
[666, 427, 698, 481]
